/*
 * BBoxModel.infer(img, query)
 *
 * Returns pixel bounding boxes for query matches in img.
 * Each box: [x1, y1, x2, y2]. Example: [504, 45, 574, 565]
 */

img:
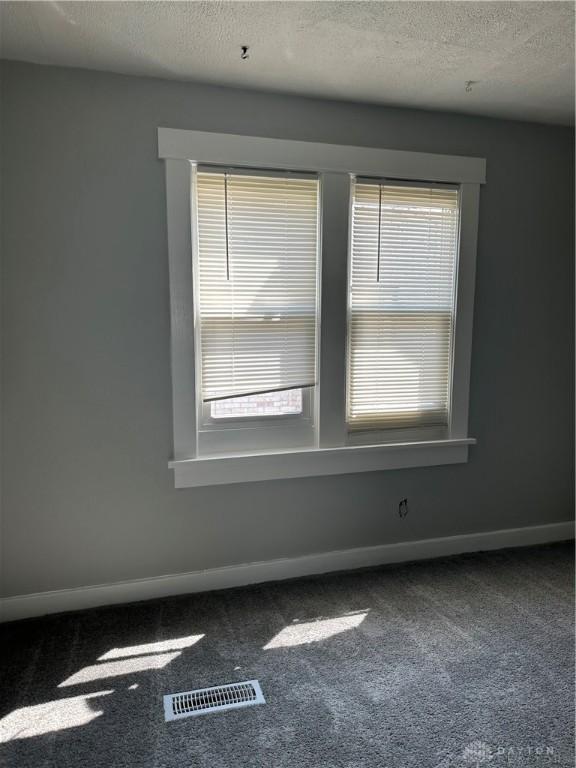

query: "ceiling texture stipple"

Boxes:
[0, 1, 574, 125]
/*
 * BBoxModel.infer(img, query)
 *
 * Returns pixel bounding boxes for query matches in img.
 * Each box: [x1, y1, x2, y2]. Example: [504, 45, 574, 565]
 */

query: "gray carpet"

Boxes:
[1, 543, 574, 768]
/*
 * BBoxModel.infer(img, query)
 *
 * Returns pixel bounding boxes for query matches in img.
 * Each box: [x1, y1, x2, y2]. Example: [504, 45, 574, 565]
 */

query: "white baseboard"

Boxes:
[1, 521, 573, 623]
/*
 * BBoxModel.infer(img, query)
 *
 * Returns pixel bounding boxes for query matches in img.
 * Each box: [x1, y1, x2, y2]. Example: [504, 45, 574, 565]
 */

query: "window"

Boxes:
[347, 181, 460, 434]
[160, 129, 484, 486]
[194, 169, 319, 453]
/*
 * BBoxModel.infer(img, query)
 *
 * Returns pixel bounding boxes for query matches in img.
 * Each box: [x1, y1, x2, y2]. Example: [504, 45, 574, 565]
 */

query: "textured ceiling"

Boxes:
[1, 1, 574, 125]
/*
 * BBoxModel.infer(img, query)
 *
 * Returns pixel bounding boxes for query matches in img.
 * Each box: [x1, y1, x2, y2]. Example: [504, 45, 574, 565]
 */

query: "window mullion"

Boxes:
[318, 172, 351, 448]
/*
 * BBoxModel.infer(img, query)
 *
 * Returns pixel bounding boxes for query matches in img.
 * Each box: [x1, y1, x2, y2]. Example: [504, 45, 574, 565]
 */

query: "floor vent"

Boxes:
[163, 680, 265, 721]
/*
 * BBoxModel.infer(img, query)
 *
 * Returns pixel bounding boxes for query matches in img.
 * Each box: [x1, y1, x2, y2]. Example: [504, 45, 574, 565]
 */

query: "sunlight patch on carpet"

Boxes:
[0, 691, 114, 742]
[58, 652, 180, 687]
[99, 634, 204, 660]
[263, 610, 368, 649]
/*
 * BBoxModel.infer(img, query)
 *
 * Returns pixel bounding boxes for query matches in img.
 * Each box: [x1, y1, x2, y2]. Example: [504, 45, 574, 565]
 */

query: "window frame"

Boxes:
[159, 128, 485, 487]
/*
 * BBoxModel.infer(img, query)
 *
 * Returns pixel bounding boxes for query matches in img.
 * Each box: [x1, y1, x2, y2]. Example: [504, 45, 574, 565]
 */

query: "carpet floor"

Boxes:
[1, 542, 574, 768]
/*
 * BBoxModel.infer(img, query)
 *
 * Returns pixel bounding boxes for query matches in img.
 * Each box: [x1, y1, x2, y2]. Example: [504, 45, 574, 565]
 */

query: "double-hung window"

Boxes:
[160, 129, 484, 487]
[347, 180, 460, 439]
[194, 168, 320, 454]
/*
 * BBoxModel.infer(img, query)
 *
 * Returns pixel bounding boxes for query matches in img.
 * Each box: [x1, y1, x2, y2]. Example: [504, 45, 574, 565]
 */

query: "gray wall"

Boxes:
[1, 61, 574, 599]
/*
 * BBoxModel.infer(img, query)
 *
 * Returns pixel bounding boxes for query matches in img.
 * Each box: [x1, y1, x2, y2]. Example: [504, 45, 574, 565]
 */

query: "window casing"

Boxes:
[160, 129, 484, 486]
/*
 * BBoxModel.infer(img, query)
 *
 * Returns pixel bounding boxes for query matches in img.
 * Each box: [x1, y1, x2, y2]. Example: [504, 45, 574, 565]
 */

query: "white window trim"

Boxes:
[159, 128, 485, 487]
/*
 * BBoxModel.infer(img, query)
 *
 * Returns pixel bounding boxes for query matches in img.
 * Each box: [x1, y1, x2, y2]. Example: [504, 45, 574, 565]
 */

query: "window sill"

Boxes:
[169, 438, 476, 488]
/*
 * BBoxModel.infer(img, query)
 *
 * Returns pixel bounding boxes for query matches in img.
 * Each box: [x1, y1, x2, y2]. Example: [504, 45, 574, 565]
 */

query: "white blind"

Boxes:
[195, 170, 319, 402]
[347, 181, 460, 431]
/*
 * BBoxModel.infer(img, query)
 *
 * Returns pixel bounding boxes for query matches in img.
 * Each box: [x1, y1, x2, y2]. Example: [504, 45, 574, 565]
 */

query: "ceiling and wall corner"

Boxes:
[0, 0, 574, 125]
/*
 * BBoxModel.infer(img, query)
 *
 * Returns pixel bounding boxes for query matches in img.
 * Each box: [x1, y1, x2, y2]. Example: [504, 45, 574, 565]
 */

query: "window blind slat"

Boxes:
[347, 182, 460, 431]
[196, 171, 320, 402]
